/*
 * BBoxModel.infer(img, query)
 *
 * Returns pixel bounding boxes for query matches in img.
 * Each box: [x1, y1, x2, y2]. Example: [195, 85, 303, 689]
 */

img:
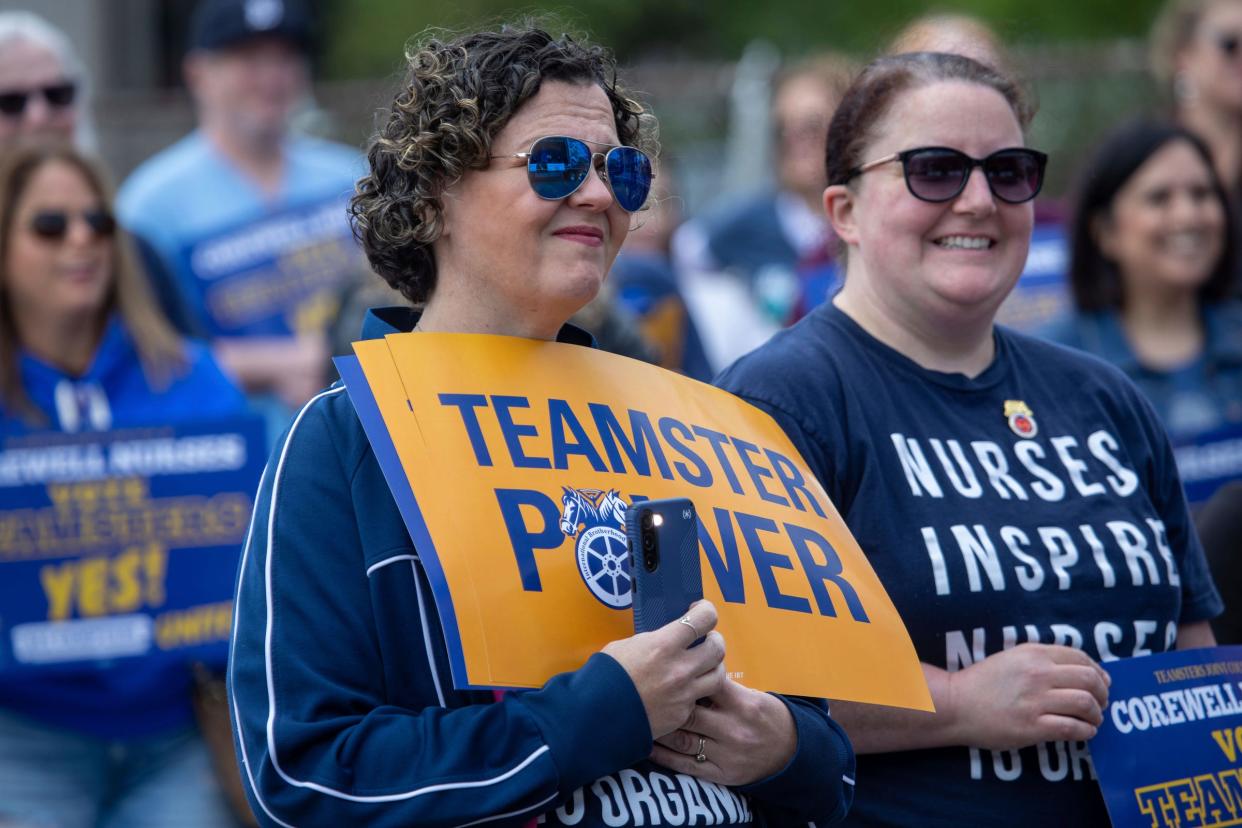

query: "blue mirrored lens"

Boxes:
[527, 137, 591, 199]
[605, 146, 653, 212]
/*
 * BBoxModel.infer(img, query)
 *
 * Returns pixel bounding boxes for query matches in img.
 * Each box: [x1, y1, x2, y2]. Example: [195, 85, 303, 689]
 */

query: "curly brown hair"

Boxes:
[351, 22, 655, 305]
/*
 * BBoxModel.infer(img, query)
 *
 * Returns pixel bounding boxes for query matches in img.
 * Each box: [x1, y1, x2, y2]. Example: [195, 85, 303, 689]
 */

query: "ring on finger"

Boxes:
[679, 616, 703, 639]
[694, 736, 707, 763]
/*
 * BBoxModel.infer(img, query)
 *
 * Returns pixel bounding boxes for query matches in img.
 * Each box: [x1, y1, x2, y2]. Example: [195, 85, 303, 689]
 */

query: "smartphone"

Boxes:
[624, 497, 704, 637]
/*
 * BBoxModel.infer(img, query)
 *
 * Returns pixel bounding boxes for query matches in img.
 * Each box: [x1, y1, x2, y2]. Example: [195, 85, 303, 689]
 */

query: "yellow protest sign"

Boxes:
[342, 332, 931, 710]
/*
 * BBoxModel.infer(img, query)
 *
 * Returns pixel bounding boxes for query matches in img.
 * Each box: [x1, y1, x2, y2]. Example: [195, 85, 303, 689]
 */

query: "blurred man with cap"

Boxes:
[119, 0, 363, 437]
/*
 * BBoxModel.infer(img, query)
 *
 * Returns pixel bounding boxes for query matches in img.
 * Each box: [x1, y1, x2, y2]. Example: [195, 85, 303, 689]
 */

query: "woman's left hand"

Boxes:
[650, 678, 797, 786]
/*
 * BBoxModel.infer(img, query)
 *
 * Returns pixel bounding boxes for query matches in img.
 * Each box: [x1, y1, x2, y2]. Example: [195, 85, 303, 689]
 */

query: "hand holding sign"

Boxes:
[949, 643, 1111, 749]
[603, 600, 726, 739]
[651, 678, 797, 786]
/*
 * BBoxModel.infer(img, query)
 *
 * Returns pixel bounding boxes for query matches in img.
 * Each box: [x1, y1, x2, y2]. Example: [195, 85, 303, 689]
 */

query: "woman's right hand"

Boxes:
[946, 643, 1111, 750]
[603, 600, 726, 740]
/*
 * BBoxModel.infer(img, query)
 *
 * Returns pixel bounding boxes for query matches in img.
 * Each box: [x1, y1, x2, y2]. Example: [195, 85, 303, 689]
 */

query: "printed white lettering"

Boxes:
[921, 527, 951, 596]
[555, 789, 586, 825]
[1051, 436, 1107, 497]
[891, 434, 944, 498]
[1146, 519, 1180, 587]
[1133, 620, 1158, 656]
[1087, 431, 1139, 497]
[649, 772, 686, 826]
[999, 527, 1044, 591]
[1051, 624, 1083, 649]
[1094, 622, 1123, 662]
[1038, 527, 1079, 590]
[1108, 521, 1160, 586]
[1037, 741, 1069, 782]
[618, 770, 661, 826]
[1068, 740, 1095, 780]
[592, 776, 630, 827]
[929, 439, 984, 498]
[992, 749, 1022, 782]
[676, 774, 715, 826]
[1079, 525, 1115, 588]
[951, 524, 1006, 592]
[946, 628, 986, 671]
[972, 441, 1028, 499]
[1014, 441, 1065, 501]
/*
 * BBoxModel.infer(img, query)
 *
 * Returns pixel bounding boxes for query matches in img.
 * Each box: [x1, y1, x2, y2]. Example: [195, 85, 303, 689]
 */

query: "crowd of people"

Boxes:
[0, 0, 1239, 825]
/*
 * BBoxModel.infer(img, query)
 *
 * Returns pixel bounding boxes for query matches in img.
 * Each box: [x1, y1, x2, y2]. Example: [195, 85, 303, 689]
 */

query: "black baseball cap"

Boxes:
[189, 0, 315, 53]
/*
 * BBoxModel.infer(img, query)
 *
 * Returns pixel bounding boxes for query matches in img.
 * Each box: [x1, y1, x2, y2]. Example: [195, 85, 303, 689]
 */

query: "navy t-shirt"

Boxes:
[717, 303, 1223, 827]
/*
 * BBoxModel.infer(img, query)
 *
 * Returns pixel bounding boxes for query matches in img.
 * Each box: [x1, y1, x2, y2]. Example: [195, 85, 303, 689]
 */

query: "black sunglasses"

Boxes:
[0, 82, 76, 117]
[848, 146, 1048, 204]
[490, 135, 654, 213]
[29, 209, 116, 241]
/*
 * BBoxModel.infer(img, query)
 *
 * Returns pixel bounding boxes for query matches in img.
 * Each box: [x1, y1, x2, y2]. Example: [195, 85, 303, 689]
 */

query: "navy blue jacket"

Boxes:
[228, 307, 855, 828]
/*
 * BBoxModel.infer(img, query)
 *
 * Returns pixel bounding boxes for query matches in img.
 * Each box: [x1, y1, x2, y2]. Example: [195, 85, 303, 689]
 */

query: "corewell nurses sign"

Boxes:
[338, 333, 930, 709]
[0, 418, 265, 672]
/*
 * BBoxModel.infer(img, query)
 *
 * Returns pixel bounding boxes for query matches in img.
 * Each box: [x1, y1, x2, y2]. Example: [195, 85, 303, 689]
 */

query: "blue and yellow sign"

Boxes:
[0, 418, 265, 672]
[1173, 423, 1242, 506]
[179, 196, 365, 338]
[1091, 646, 1242, 828]
[337, 333, 931, 709]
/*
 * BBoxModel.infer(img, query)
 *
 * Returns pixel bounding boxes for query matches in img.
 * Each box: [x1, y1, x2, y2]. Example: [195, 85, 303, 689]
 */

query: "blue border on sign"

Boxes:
[334, 355, 474, 689]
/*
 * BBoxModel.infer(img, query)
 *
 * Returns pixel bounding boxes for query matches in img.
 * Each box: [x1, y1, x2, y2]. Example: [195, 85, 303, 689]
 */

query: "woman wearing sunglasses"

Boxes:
[228, 23, 854, 828]
[719, 52, 1221, 826]
[0, 145, 245, 824]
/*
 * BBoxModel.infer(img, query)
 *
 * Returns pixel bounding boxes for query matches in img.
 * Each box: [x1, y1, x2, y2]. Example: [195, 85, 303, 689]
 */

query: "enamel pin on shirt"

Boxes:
[1004, 399, 1038, 438]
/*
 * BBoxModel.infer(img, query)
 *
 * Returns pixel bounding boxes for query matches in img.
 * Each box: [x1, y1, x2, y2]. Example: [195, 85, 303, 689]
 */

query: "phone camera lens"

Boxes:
[642, 532, 655, 551]
[640, 510, 653, 529]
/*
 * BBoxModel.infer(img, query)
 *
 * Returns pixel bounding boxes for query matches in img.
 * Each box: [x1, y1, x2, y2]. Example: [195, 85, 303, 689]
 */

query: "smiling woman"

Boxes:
[228, 21, 856, 828]
[1044, 120, 1242, 446]
[718, 52, 1222, 827]
[0, 145, 247, 827]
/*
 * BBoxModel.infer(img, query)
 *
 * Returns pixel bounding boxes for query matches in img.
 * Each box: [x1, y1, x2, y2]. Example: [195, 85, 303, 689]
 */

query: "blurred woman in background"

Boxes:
[1153, 0, 1242, 197]
[1044, 121, 1242, 445]
[0, 145, 243, 826]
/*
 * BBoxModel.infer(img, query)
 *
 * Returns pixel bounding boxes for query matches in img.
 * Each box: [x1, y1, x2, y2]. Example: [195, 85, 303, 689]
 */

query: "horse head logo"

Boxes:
[558, 486, 632, 609]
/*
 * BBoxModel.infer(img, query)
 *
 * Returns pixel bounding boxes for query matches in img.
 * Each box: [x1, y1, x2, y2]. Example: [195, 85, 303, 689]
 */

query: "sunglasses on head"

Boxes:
[29, 209, 116, 241]
[0, 82, 76, 117]
[492, 135, 654, 213]
[848, 146, 1048, 204]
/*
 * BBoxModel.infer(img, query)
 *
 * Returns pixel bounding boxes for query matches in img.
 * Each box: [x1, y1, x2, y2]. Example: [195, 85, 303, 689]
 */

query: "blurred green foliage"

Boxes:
[321, 0, 1166, 78]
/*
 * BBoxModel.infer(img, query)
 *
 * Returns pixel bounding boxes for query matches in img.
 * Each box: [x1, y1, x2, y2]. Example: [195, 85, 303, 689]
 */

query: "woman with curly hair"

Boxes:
[227, 22, 855, 828]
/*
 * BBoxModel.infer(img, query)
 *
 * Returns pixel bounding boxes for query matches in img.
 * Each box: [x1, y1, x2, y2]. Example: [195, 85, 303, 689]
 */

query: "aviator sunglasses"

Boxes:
[29, 209, 116, 242]
[0, 82, 76, 117]
[848, 146, 1048, 204]
[492, 136, 654, 213]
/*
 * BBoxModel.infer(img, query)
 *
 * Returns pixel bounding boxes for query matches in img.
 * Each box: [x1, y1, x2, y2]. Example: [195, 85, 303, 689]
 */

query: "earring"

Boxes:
[1174, 71, 1198, 102]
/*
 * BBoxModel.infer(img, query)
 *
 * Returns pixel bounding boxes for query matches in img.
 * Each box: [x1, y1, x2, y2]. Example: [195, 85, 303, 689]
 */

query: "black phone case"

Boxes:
[625, 498, 703, 635]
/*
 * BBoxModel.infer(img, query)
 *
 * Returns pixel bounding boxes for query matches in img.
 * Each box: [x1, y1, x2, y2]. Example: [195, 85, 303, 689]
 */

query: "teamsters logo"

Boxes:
[559, 486, 632, 609]
[1004, 399, 1039, 439]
